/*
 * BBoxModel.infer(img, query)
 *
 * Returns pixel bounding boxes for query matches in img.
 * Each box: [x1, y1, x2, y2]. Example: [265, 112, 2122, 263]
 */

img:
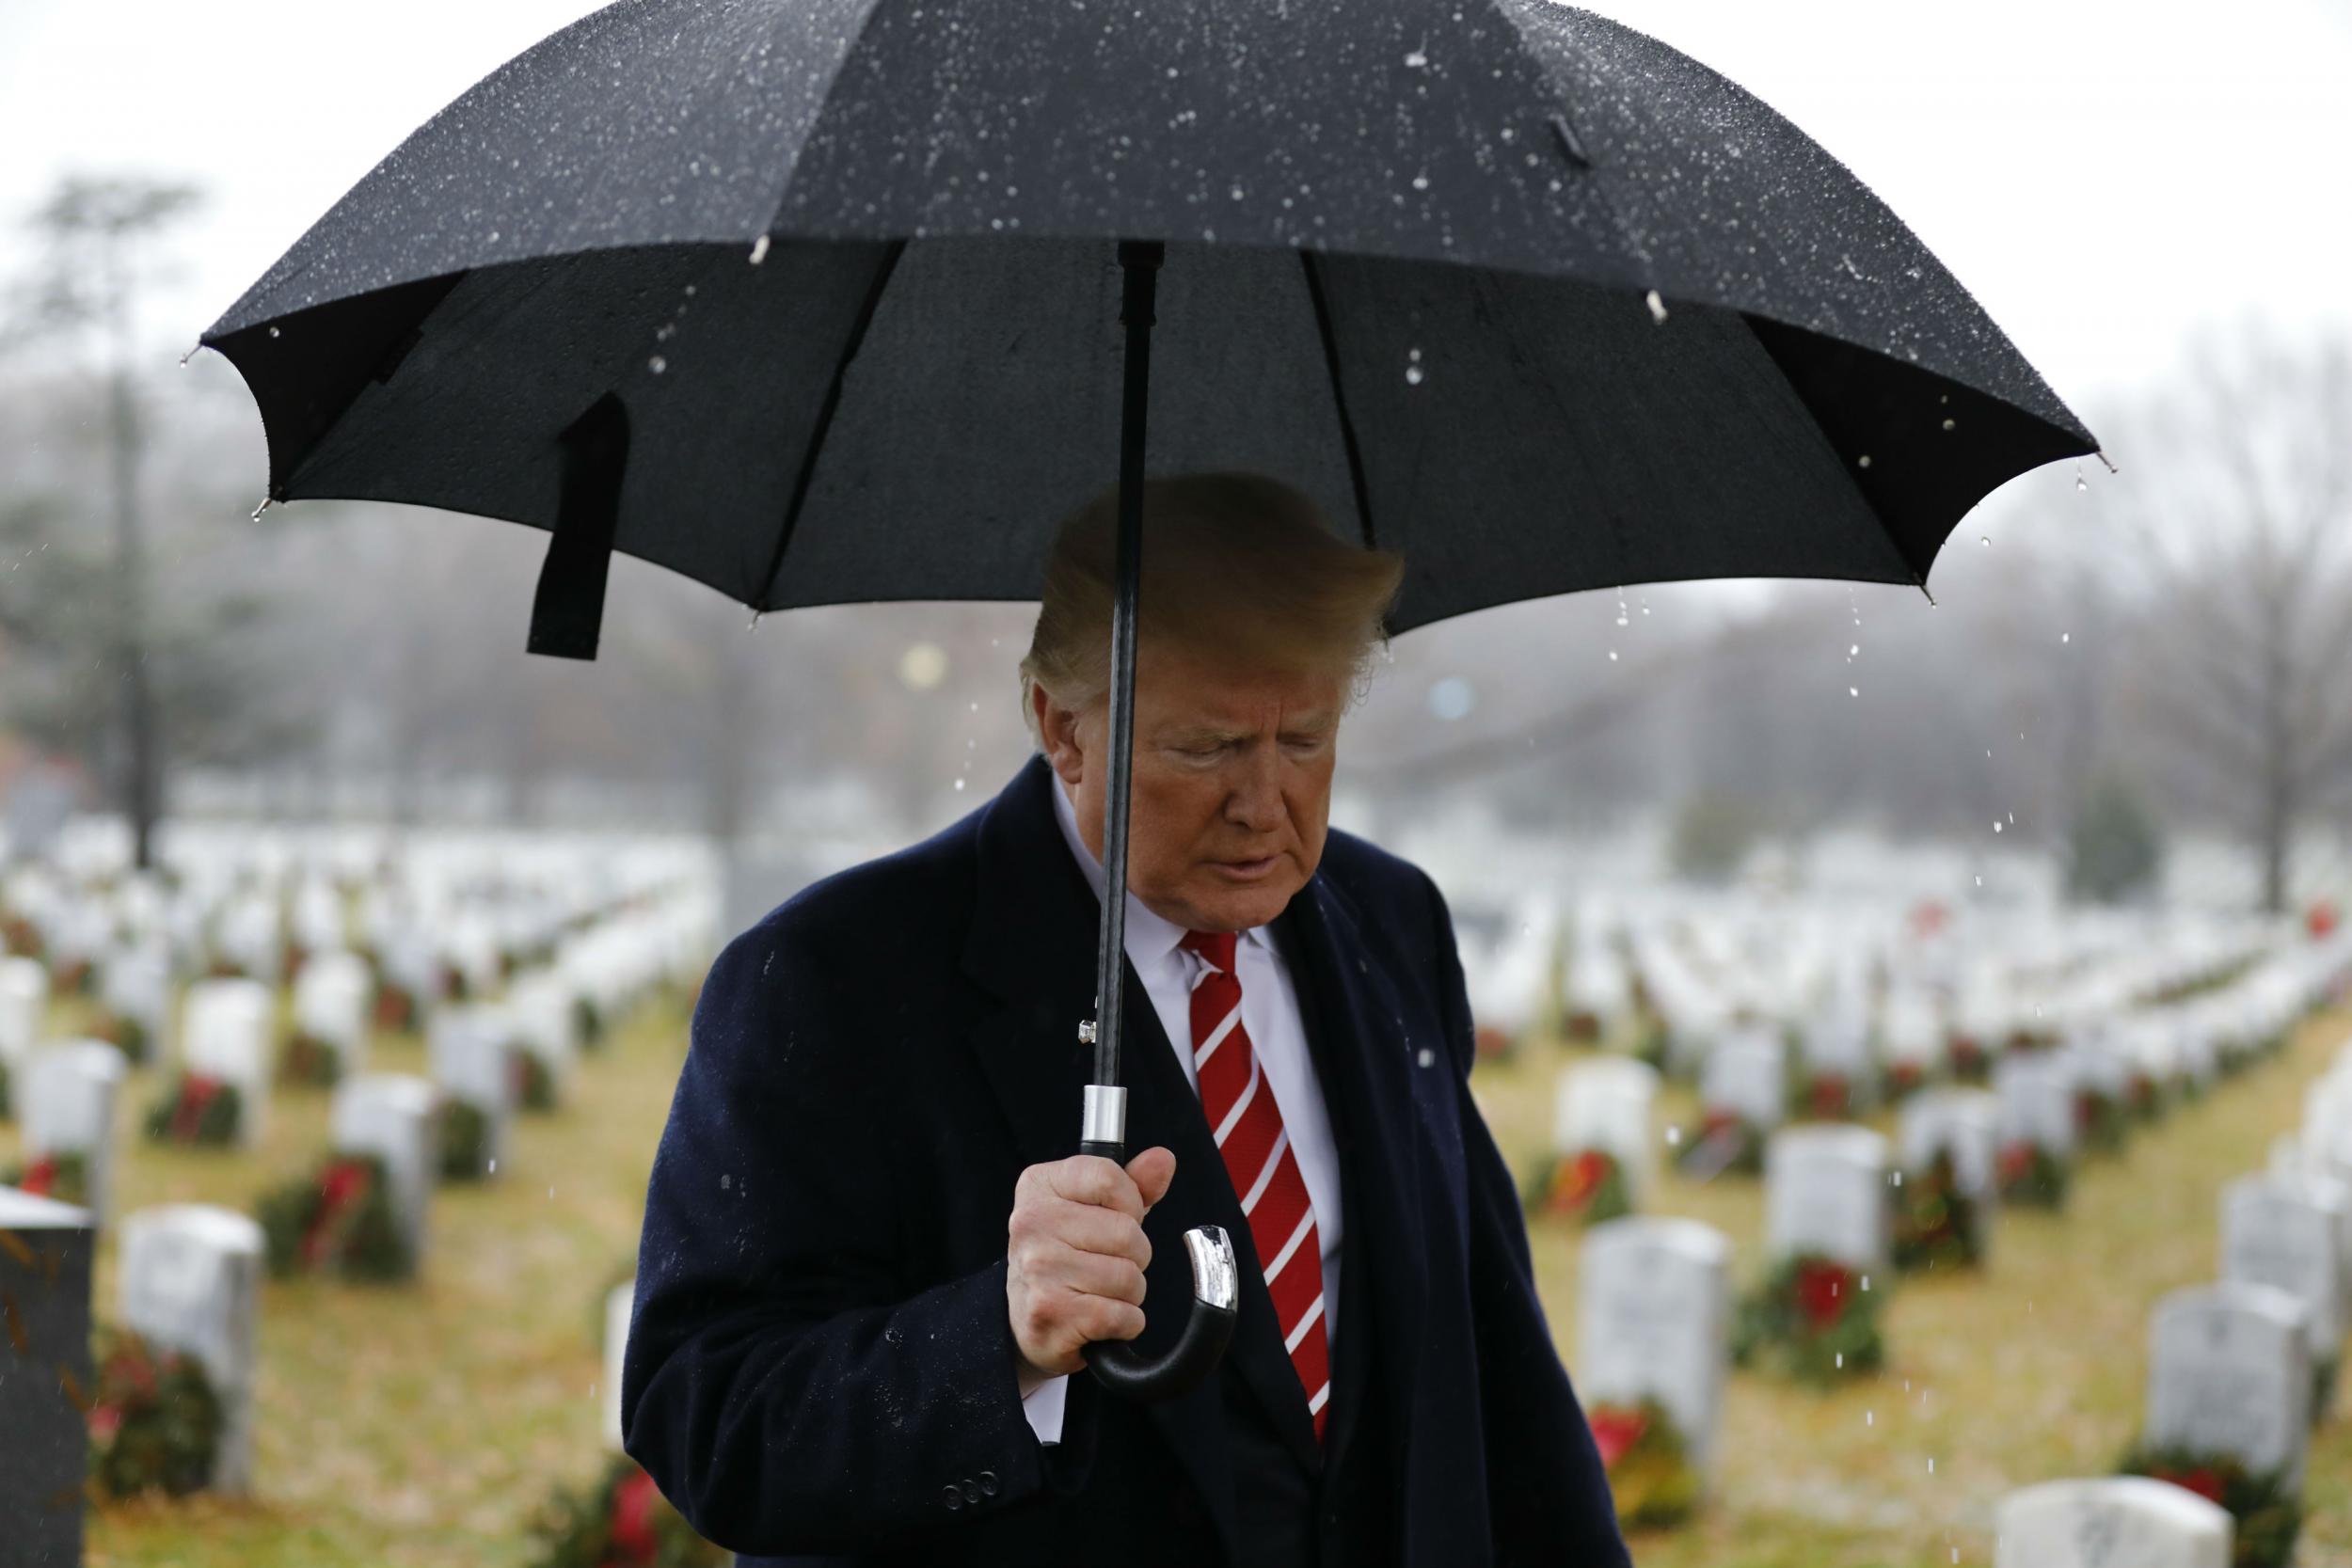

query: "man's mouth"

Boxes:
[1210, 855, 1280, 880]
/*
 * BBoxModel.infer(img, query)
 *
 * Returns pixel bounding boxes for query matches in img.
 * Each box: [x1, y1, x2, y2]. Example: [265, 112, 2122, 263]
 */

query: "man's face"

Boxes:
[1037, 640, 1342, 933]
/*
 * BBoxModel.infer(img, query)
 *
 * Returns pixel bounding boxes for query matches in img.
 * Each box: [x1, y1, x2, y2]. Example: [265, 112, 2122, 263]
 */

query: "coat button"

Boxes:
[943, 1484, 963, 1511]
[977, 1470, 999, 1497]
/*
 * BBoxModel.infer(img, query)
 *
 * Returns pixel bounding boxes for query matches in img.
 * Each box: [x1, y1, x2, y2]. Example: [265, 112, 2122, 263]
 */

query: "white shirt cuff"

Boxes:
[1021, 1372, 1069, 1447]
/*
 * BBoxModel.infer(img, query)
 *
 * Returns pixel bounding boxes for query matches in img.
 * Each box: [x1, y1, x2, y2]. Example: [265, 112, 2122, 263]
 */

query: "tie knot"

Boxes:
[1181, 928, 1240, 974]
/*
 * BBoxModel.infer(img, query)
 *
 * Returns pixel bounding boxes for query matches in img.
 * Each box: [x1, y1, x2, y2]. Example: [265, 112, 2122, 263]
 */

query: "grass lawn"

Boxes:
[7, 984, 2346, 1566]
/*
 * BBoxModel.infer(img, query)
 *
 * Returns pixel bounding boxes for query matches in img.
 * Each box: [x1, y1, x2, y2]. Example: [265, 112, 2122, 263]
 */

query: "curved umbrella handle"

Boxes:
[1082, 1225, 1239, 1402]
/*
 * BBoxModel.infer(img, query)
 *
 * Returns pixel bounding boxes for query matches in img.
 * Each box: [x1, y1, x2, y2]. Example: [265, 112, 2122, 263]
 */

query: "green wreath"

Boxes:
[2073, 1087, 2128, 1156]
[1892, 1152, 1984, 1274]
[1586, 1398, 1701, 1530]
[87, 1325, 225, 1499]
[1522, 1148, 1633, 1225]
[3, 1148, 90, 1207]
[440, 1098, 494, 1181]
[1732, 1253, 1886, 1385]
[280, 1031, 344, 1089]
[2119, 1445, 2301, 1568]
[257, 1153, 413, 1282]
[530, 1454, 728, 1568]
[1996, 1140, 2069, 1209]
[143, 1075, 243, 1148]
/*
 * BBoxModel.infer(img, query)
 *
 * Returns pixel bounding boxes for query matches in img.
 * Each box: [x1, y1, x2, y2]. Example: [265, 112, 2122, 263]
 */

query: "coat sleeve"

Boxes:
[1419, 873, 1632, 1568]
[620, 912, 1072, 1555]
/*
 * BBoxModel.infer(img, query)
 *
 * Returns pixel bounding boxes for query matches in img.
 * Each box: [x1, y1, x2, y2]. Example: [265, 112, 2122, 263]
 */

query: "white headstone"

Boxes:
[604, 1280, 634, 1453]
[1994, 1476, 2232, 1568]
[1764, 1125, 1890, 1270]
[506, 972, 579, 1105]
[99, 942, 173, 1062]
[1550, 1058, 1659, 1203]
[1577, 1218, 1732, 1475]
[1700, 1030, 1787, 1131]
[2220, 1175, 2344, 1395]
[294, 949, 373, 1074]
[1898, 1088, 2002, 1199]
[330, 1074, 437, 1264]
[2144, 1282, 2312, 1487]
[21, 1041, 128, 1221]
[430, 1006, 516, 1171]
[1995, 1052, 2078, 1161]
[181, 976, 275, 1145]
[117, 1205, 266, 1493]
[0, 954, 50, 1069]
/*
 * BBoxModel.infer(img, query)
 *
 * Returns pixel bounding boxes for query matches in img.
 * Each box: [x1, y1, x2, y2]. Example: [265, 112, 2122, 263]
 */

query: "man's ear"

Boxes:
[1033, 683, 1085, 785]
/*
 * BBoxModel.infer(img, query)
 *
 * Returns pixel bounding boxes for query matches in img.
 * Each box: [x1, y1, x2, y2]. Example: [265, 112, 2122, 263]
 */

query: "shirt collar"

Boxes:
[1048, 764, 1271, 963]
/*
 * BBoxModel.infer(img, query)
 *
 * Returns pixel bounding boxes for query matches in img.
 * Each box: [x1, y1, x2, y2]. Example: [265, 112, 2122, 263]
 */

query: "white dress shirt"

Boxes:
[1022, 774, 1345, 1446]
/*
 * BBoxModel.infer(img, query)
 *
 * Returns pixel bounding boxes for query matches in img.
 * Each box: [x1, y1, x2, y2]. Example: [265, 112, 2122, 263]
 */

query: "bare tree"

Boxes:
[6, 175, 203, 866]
[2091, 329, 2352, 911]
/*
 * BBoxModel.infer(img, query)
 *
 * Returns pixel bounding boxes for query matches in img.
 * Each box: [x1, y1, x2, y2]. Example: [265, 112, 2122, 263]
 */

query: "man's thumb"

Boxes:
[1128, 1146, 1177, 1213]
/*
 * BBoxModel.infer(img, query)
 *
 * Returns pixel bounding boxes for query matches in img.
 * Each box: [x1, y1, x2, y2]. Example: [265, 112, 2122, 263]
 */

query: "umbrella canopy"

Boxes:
[201, 0, 2097, 1402]
[205, 0, 2095, 644]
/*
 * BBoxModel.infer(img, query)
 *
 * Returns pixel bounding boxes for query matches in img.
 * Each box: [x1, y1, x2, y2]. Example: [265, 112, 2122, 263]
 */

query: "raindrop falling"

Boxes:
[1614, 587, 1629, 627]
[1645, 289, 1669, 325]
[1608, 649, 1619, 662]
[954, 778, 967, 792]
[2076, 467, 2088, 493]
[1848, 686, 1858, 698]
[749, 233, 771, 264]
[2060, 632, 2071, 644]
[1849, 643, 1860, 658]
[1993, 821, 2003, 834]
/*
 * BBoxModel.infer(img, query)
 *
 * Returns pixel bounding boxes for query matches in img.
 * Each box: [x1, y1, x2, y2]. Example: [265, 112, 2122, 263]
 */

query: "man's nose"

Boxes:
[1225, 744, 1285, 832]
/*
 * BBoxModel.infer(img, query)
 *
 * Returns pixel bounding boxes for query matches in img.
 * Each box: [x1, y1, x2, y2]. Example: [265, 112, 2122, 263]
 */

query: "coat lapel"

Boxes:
[1279, 874, 1430, 1487]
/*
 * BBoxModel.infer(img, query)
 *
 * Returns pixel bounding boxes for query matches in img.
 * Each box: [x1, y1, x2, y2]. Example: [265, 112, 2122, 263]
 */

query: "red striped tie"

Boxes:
[1181, 928, 1330, 1443]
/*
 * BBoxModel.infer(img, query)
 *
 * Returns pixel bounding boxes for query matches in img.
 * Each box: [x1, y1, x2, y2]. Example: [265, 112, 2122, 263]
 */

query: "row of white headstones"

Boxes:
[1552, 977, 2352, 1565]
[0, 873, 709, 1554]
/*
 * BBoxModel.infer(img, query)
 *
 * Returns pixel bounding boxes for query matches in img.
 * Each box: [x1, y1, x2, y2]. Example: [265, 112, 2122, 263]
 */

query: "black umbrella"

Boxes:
[200, 0, 2097, 1401]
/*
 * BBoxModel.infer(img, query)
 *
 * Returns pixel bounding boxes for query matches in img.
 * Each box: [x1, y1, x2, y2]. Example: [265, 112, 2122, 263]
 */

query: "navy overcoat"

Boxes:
[623, 754, 1628, 1567]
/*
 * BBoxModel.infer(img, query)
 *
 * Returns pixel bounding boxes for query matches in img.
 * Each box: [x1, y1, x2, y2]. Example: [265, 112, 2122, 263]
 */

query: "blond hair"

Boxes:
[1019, 472, 1406, 739]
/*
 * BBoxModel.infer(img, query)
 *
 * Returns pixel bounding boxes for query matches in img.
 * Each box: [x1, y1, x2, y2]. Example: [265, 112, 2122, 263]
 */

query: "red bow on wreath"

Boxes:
[1587, 1406, 1650, 1470]
[172, 1075, 225, 1142]
[1794, 1259, 1851, 1331]
[20, 1154, 62, 1198]
[607, 1465, 663, 1563]
[299, 1159, 376, 1268]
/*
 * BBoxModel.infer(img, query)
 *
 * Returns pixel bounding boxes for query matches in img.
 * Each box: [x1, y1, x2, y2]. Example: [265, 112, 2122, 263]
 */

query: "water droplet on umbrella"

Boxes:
[267, 325, 281, 340]
[178, 342, 200, 367]
[1942, 418, 1957, 432]
[749, 234, 771, 264]
[1404, 47, 1428, 67]
[1411, 173, 1429, 191]
[1979, 536, 1989, 547]
[649, 356, 667, 373]
[746, 611, 763, 632]
[1645, 290, 1669, 325]
[250, 497, 273, 523]
[1857, 454, 1872, 468]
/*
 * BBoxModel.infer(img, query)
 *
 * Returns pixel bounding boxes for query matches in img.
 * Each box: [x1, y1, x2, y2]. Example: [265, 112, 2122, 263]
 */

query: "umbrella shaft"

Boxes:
[1082, 239, 1165, 1161]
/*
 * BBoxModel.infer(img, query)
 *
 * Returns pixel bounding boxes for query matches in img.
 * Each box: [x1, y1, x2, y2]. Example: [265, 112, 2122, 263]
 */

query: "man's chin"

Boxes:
[1180, 868, 1305, 932]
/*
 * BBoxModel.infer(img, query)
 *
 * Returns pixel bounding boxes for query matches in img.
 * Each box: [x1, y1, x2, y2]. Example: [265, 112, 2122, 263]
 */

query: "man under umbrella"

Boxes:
[623, 472, 1630, 1566]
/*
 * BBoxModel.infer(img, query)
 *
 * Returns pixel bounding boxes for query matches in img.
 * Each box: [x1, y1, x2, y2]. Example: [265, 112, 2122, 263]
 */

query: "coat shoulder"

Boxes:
[1312, 825, 1444, 917]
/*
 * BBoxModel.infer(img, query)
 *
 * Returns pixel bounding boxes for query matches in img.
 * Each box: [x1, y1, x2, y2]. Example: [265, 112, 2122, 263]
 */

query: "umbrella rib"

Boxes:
[755, 238, 909, 610]
[1297, 251, 1376, 551]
